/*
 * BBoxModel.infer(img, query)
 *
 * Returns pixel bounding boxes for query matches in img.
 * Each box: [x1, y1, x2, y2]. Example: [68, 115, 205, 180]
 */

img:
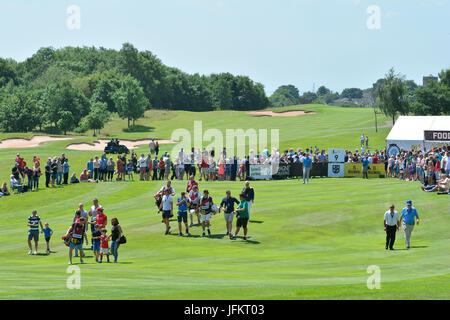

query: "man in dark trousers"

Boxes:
[242, 181, 255, 218]
[383, 204, 400, 250]
[44, 158, 51, 188]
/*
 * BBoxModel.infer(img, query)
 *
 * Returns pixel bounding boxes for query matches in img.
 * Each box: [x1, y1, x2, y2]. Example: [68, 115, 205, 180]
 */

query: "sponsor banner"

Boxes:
[328, 149, 346, 163]
[328, 163, 344, 177]
[272, 163, 290, 180]
[311, 162, 328, 177]
[249, 164, 272, 180]
[424, 130, 450, 141]
[289, 162, 303, 177]
[344, 163, 386, 178]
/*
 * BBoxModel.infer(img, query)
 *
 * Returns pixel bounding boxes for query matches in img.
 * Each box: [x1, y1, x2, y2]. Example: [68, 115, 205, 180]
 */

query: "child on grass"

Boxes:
[42, 222, 53, 254]
[99, 228, 110, 263]
[91, 225, 102, 262]
[126, 159, 134, 181]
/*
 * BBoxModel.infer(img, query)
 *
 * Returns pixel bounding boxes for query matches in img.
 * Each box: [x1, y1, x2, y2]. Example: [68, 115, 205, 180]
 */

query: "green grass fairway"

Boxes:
[1, 178, 449, 299]
[0, 104, 392, 152]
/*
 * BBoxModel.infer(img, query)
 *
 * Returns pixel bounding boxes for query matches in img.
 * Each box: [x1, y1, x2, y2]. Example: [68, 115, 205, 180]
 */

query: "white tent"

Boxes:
[386, 116, 450, 155]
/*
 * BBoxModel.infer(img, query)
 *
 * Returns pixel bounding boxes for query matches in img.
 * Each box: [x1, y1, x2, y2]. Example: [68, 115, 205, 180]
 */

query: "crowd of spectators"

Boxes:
[2, 141, 449, 198]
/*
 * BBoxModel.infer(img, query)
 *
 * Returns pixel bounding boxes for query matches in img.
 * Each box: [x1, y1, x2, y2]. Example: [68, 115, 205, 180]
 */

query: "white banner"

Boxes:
[328, 149, 346, 163]
[249, 164, 272, 180]
[328, 163, 345, 177]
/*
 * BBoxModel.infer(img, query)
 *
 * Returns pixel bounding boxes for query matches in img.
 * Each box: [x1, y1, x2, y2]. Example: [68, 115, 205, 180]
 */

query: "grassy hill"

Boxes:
[0, 104, 392, 152]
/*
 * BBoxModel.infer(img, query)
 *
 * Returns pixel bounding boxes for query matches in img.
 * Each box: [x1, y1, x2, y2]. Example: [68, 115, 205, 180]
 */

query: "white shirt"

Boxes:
[139, 157, 147, 167]
[90, 205, 102, 222]
[384, 210, 400, 226]
[162, 195, 173, 211]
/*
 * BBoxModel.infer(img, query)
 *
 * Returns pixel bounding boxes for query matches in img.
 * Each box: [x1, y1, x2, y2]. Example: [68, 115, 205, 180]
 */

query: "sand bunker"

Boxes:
[0, 136, 73, 149]
[66, 139, 177, 151]
[247, 110, 316, 117]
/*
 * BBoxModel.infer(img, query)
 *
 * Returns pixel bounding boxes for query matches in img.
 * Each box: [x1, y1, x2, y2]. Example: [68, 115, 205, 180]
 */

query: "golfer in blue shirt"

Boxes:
[302, 154, 312, 184]
[362, 156, 369, 179]
[400, 200, 420, 249]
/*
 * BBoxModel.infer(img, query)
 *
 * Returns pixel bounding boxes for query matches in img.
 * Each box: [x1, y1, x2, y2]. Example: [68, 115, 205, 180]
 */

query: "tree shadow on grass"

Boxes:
[122, 125, 155, 133]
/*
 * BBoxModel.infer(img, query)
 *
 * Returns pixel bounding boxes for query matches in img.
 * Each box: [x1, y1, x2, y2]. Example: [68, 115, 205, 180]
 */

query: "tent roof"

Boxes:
[386, 116, 450, 141]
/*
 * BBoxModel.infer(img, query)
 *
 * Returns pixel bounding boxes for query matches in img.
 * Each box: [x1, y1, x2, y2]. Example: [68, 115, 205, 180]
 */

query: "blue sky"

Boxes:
[0, 0, 449, 95]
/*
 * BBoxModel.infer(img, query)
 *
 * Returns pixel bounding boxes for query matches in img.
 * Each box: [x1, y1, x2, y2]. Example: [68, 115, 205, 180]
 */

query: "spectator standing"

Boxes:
[63, 159, 70, 184]
[27, 210, 43, 255]
[110, 218, 123, 263]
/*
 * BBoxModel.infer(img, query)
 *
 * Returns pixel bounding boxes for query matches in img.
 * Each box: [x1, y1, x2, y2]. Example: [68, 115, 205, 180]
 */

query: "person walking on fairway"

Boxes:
[220, 190, 240, 236]
[231, 193, 249, 241]
[400, 200, 420, 249]
[301, 153, 312, 184]
[242, 181, 255, 218]
[27, 210, 43, 255]
[384, 204, 400, 250]
[159, 188, 173, 235]
[188, 185, 201, 226]
[197, 189, 214, 237]
[65, 217, 86, 265]
[176, 192, 190, 236]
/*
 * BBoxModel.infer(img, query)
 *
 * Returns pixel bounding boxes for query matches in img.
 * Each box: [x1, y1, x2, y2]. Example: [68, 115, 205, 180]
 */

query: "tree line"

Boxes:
[269, 68, 450, 121]
[0, 43, 269, 133]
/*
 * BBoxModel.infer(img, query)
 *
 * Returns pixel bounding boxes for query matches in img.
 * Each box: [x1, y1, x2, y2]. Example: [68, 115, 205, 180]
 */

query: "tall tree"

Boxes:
[376, 68, 410, 124]
[84, 102, 110, 136]
[113, 75, 149, 128]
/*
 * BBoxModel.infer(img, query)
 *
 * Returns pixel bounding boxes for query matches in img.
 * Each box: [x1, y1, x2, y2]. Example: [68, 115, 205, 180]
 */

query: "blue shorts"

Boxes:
[93, 240, 100, 252]
[69, 242, 83, 250]
[177, 211, 188, 223]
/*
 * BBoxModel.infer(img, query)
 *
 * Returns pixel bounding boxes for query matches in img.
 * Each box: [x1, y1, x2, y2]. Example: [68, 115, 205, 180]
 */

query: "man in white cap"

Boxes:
[400, 200, 420, 249]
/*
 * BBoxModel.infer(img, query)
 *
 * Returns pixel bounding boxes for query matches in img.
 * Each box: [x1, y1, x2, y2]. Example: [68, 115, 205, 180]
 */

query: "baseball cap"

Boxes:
[406, 200, 412, 205]
[96, 207, 104, 212]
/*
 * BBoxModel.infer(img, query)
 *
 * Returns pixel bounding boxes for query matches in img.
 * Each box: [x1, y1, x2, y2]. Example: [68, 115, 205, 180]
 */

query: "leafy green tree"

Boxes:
[57, 111, 75, 135]
[0, 58, 18, 88]
[41, 81, 89, 130]
[269, 85, 300, 107]
[212, 77, 233, 110]
[113, 75, 149, 128]
[84, 102, 110, 136]
[299, 91, 318, 104]
[0, 88, 41, 132]
[317, 86, 331, 96]
[91, 75, 121, 112]
[341, 88, 363, 99]
[376, 68, 410, 124]
[412, 76, 450, 115]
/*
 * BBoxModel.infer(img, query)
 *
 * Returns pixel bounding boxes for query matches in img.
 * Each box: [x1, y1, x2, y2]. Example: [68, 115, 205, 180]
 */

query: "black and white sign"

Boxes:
[328, 163, 344, 177]
[328, 149, 346, 163]
[424, 130, 450, 141]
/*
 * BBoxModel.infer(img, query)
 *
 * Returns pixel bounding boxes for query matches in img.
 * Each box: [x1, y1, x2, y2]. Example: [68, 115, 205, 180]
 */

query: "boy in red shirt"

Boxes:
[95, 207, 107, 229]
[99, 228, 110, 263]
